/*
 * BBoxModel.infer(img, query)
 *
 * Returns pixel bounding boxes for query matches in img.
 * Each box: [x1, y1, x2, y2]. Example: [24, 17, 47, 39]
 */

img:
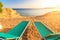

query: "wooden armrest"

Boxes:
[6, 37, 19, 40]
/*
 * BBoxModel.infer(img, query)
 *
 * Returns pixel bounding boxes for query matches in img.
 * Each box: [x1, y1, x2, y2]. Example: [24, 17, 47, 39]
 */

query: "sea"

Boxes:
[13, 8, 60, 16]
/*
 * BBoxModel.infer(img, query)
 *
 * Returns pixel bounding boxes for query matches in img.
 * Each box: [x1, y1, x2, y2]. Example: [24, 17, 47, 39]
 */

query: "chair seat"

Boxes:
[46, 34, 60, 40]
[46, 34, 60, 38]
[0, 33, 19, 39]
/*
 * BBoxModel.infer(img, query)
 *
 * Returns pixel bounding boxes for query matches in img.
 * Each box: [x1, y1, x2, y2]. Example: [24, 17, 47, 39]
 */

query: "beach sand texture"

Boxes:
[0, 8, 60, 40]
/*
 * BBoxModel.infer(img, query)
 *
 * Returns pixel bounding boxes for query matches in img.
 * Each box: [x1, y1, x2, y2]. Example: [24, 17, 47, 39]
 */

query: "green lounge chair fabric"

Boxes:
[34, 21, 60, 40]
[6, 21, 29, 37]
[46, 34, 60, 40]
[0, 21, 29, 39]
[34, 22, 53, 38]
[0, 33, 17, 38]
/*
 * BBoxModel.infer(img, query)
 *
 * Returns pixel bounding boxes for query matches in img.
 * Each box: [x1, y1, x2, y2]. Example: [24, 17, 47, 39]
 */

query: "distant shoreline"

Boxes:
[12, 7, 60, 10]
[13, 8, 40, 10]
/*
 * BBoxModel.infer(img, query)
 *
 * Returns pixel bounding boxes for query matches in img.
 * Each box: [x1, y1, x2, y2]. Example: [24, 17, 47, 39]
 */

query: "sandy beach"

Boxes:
[0, 8, 60, 40]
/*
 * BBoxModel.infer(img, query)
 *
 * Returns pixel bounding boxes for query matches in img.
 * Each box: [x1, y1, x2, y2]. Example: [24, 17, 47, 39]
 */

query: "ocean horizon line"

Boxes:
[12, 7, 60, 10]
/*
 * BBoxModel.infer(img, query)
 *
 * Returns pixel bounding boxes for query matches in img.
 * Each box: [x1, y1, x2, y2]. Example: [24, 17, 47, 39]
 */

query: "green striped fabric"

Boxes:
[0, 21, 29, 39]
[34, 22, 53, 38]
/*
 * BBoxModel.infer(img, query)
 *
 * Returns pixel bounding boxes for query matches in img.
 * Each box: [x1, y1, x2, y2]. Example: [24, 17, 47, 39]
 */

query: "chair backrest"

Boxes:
[6, 21, 29, 37]
[34, 22, 53, 38]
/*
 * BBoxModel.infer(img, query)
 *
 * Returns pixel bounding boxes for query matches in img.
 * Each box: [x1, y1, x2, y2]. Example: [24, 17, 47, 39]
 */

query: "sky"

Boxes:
[0, 0, 60, 8]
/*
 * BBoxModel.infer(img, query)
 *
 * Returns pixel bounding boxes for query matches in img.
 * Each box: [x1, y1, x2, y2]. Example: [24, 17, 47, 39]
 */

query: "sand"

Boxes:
[0, 8, 60, 40]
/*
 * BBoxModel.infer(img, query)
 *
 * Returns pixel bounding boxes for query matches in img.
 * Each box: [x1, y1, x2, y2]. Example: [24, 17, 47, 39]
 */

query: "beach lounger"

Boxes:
[0, 21, 29, 40]
[34, 21, 60, 40]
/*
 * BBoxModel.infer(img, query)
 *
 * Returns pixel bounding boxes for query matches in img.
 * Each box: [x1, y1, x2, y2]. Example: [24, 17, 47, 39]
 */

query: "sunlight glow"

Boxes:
[36, 0, 60, 8]
[0, 24, 2, 29]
